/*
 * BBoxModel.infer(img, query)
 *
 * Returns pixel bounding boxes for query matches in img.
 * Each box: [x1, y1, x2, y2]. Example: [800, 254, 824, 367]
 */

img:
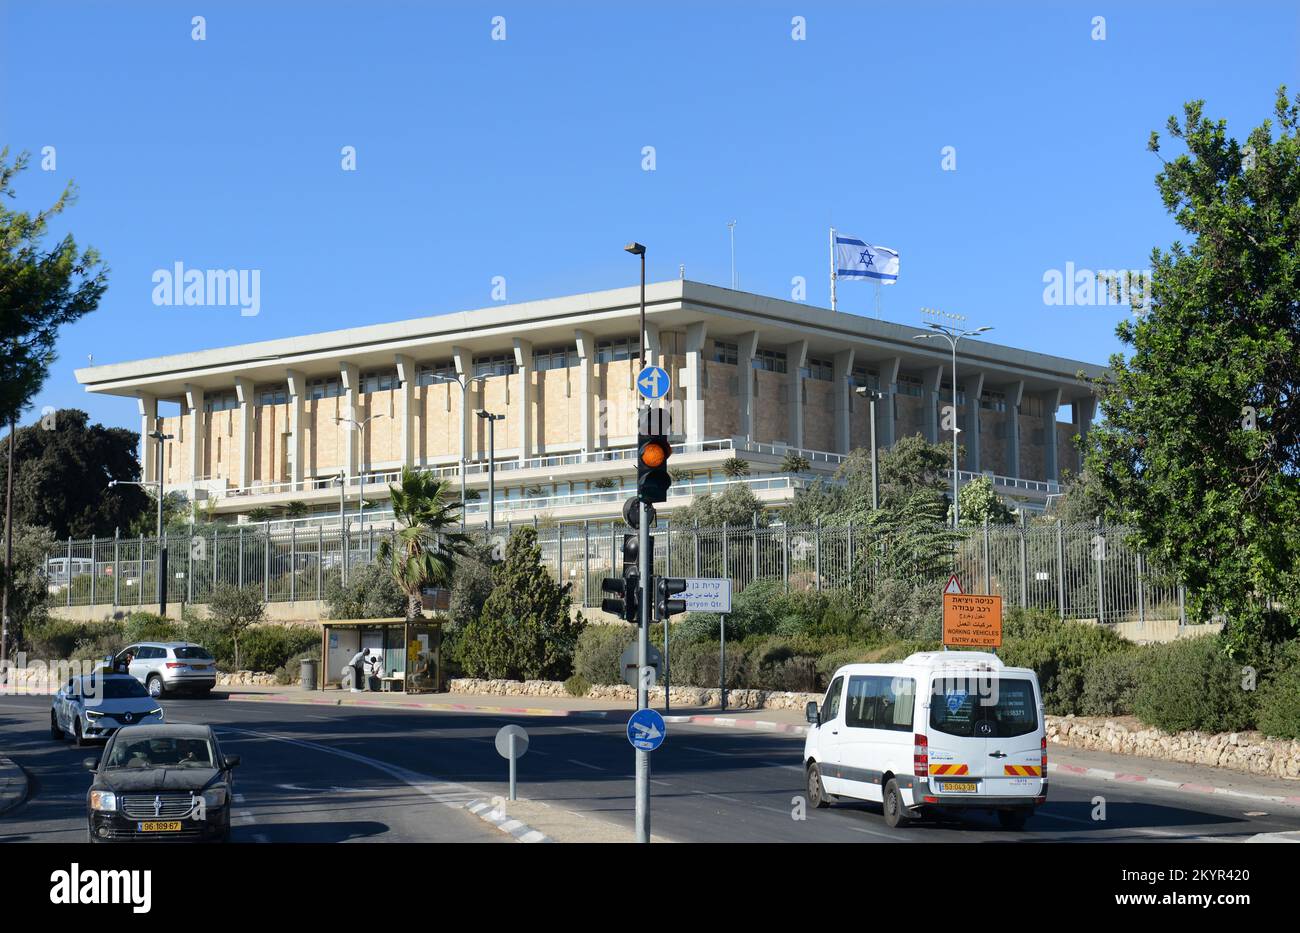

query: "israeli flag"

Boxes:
[835, 235, 899, 284]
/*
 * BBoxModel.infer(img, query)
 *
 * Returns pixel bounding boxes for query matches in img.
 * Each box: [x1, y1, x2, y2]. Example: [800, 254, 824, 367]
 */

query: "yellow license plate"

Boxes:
[940, 782, 978, 793]
[138, 821, 182, 832]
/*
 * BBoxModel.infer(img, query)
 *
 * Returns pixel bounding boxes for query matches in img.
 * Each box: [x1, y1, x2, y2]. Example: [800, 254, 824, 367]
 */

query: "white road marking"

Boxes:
[705, 793, 743, 803]
[762, 760, 804, 772]
[650, 779, 674, 787]
[561, 725, 601, 734]
[567, 759, 604, 771]
[684, 745, 728, 757]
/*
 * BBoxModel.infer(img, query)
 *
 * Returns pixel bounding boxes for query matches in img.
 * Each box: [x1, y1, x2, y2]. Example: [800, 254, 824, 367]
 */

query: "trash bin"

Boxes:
[300, 658, 317, 691]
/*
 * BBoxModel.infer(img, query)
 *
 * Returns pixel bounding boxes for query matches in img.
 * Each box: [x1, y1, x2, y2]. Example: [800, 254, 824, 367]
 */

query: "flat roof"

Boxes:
[75, 280, 1106, 400]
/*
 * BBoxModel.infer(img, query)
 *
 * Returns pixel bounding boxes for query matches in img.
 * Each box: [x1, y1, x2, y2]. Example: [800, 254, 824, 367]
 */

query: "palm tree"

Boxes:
[377, 467, 472, 621]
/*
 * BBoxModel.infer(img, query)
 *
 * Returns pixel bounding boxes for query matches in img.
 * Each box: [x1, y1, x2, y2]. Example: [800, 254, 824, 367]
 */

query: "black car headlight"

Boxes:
[202, 788, 228, 809]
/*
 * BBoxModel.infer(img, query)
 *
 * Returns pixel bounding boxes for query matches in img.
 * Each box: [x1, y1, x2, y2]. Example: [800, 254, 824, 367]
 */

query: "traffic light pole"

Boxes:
[635, 498, 652, 844]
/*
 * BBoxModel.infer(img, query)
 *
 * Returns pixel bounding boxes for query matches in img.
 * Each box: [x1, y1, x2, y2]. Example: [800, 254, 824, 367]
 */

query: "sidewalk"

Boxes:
[215, 685, 1300, 809]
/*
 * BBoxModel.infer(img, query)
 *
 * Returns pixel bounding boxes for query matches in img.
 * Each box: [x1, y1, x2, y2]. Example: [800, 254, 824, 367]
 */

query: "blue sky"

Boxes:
[3, 0, 1296, 431]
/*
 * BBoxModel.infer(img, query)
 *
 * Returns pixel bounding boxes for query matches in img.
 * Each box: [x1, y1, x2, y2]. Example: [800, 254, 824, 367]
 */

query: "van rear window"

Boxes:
[929, 677, 1038, 738]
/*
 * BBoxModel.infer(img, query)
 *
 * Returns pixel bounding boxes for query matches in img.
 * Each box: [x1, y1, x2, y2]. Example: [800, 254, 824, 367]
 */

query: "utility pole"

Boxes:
[1, 415, 14, 668]
[475, 410, 505, 531]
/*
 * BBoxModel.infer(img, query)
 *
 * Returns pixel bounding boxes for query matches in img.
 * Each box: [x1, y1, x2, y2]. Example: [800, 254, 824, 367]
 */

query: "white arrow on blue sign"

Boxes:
[627, 708, 666, 751]
[636, 365, 670, 400]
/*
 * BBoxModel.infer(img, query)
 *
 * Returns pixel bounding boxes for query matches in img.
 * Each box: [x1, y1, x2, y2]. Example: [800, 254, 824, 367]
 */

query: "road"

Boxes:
[3, 694, 1298, 843]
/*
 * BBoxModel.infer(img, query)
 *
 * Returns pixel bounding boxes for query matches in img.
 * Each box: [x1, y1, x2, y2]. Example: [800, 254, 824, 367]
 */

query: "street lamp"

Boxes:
[624, 242, 647, 365]
[474, 410, 505, 531]
[109, 430, 174, 612]
[854, 386, 885, 510]
[912, 317, 993, 527]
[429, 372, 488, 528]
[336, 412, 385, 535]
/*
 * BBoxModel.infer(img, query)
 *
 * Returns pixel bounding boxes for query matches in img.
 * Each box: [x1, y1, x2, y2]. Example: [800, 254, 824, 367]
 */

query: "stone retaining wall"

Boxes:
[0, 666, 281, 689]
[449, 678, 818, 711]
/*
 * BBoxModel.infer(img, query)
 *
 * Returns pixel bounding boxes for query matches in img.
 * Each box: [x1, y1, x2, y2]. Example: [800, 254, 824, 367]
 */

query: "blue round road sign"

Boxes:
[636, 365, 670, 400]
[627, 708, 666, 751]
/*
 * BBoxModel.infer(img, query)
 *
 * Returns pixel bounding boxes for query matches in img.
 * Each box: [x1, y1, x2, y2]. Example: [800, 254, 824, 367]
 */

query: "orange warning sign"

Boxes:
[942, 593, 1003, 648]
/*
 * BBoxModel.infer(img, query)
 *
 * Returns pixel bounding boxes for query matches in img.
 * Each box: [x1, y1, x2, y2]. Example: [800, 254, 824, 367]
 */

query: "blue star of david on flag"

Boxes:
[835, 235, 899, 283]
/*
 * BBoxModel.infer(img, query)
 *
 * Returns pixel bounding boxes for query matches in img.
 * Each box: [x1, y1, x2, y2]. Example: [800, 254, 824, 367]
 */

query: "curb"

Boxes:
[465, 799, 553, 843]
[0, 754, 30, 817]
[1048, 761, 1300, 808]
[665, 714, 809, 736]
[220, 690, 619, 719]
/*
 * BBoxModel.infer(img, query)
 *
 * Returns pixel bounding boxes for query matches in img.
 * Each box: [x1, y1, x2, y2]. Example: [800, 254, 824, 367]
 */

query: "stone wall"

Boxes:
[449, 677, 818, 711]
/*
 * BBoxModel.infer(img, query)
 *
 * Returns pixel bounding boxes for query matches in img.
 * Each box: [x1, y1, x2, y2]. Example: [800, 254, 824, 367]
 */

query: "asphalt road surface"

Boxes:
[3, 694, 1299, 843]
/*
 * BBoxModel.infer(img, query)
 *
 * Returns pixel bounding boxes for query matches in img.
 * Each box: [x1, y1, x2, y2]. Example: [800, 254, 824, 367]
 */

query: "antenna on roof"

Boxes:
[679, 264, 685, 280]
[727, 220, 738, 289]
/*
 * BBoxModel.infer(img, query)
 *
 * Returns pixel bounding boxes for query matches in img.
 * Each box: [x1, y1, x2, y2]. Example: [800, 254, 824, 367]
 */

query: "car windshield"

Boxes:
[173, 646, 213, 660]
[82, 678, 150, 700]
[929, 676, 1039, 738]
[104, 736, 215, 770]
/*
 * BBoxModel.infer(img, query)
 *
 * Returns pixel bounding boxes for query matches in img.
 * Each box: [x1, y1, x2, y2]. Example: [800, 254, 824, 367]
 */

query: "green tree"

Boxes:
[786, 434, 954, 526]
[460, 526, 585, 680]
[207, 583, 266, 670]
[3, 523, 55, 646]
[1050, 469, 1111, 524]
[721, 457, 751, 477]
[780, 452, 811, 473]
[128, 489, 193, 537]
[950, 474, 1015, 526]
[0, 409, 149, 538]
[0, 148, 108, 424]
[324, 560, 406, 619]
[1087, 88, 1300, 650]
[669, 482, 768, 529]
[376, 467, 471, 621]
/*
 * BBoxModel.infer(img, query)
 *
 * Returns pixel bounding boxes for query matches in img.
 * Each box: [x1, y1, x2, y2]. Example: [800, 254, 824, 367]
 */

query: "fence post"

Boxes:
[557, 524, 565, 591]
[722, 523, 730, 590]
[66, 536, 73, 607]
[187, 529, 194, 604]
[782, 525, 789, 590]
[368, 526, 374, 564]
[982, 517, 991, 595]
[664, 520, 671, 577]
[1177, 584, 1186, 629]
[1095, 517, 1104, 625]
[751, 513, 758, 584]
[212, 531, 218, 592]
[1137, 551, 1145, 630]
[290, 526, 297, 602]
[264, 529, 271, 602]
[1055, 519, 1065, 620]
[90, 535, 97, 606]
[846, 521, 854, 595]
[113, 530, 120, 607]
[583, 520, 591, 608]
[1018, 510, 1028, 609]
[814, 518, 822, 591]
[238, 527, 244, 589]
[137, 534, 143, 606]
[317, 525, 323, 601]
[693, 522, 700, 577]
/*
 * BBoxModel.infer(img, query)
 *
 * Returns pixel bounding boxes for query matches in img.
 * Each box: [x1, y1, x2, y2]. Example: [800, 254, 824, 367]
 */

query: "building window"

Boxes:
[534, 347, 576, 371]
[255, 384, 288, 406]
[416, 363, 456, 386]
[308, 375, 343, 400]
[751, 348, 787, 373]
[711, 340, 738, 365]
[938, 382, 966, 405]
[851, 366, 879, 391]
[595, 337, 638, 364]
[1022, 396, 1045, 418]
[980, 390, 1006, 412]
[896, 374, 924, 397]
[204, 391, 238, 413]
[801, 357, 833, 381]
[360, 369, 400, 394]
[473, 354, 515, 378]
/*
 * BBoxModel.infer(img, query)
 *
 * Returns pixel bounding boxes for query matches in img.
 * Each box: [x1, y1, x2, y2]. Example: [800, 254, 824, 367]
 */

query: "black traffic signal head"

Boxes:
[637, 435, 672, 504]
[655, 577, 688, 620]
[600, 573, 638, 624]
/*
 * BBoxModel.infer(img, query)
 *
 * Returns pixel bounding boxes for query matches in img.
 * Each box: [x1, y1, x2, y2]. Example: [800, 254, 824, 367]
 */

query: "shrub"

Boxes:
[574, 624, 635, 685]
[122, 612, 180, 644]
[237, 625, 319, 673]
[25, 618, 122, 660]
[1255, 640, 1300, 740]
[324, 561, 405, 620]
[207, 583, 267, 670]
[563, 674, 591, 697]
[1132, 635, 1257, 733]
[180, 615, 234, 667]
[1078, 648, 1145, 716]
[998, 614, 1132, 715]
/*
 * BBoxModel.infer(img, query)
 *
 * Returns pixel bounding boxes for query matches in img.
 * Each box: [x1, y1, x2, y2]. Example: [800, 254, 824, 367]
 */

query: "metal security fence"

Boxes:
[45, 519, 1190, 626]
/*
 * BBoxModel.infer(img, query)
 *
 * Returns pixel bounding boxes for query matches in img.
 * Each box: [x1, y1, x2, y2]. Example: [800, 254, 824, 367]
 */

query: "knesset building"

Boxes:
[76, 280, 1104, 529]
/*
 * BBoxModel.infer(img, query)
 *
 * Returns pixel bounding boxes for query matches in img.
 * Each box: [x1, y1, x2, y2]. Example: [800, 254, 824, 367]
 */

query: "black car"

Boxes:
[84, 724, 240, 843]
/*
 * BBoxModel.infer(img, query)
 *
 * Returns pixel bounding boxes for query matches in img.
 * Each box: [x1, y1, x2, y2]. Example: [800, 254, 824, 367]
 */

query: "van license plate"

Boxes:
[940, 782, 978, 794]
[138, 821, 182, 832]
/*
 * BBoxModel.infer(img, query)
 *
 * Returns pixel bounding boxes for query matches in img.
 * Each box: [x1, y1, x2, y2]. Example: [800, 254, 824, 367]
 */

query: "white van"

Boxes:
[803, 651, 1047, 830]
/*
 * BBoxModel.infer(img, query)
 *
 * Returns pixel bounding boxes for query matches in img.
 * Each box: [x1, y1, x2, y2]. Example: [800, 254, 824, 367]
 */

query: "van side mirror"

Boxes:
[805, 701, 821, 726]
[83, 756, 100, 771]
[224, 755, 241, 770]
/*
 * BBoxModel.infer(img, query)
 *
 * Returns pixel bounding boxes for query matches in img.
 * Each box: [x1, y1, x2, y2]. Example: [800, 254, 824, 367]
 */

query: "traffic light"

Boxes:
[601, 534, 653, 624]
[636, 407, 673, 504]
[655, 577, 688, 620]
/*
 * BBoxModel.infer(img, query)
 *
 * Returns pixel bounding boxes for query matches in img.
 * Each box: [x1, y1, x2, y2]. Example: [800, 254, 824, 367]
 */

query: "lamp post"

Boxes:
[913, 317, 993, 528]
[475, 410, 505, 531]
[336, 412, 385, 536]
[109, 430, 174, 612]
[854, 386, 885, 510]
[429, 372, 488, 528]
[624, 242, 647, 365]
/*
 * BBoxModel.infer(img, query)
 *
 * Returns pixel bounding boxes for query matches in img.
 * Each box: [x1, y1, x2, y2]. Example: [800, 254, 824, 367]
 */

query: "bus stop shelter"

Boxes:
[317, 618, 445, 693]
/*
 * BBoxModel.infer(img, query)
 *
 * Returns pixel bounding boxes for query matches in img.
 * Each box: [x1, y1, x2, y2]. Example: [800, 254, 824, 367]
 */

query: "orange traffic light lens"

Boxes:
[640, 442, 667, 468]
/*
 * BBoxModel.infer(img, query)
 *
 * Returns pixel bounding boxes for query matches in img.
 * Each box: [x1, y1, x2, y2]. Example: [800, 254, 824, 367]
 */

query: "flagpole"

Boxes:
[829, 227, 837, 312]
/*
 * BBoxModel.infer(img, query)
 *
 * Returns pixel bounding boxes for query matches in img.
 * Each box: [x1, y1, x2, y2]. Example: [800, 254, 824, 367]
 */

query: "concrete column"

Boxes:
[786, 339, 808, 449]
[233, 378, 255, 488]
[183, 384, 205, 488]
[682, 322, 708, 446]
[513, 338, 533, 464]
[394, 354, 416, 469]
[285, 370, 305, 490]
[1042, 387, 1062, 481]
[136, 393, 158, 484]
[964, 371, 985, 472]
[736, 331, 760, 441]
[452, 346, 472, 460]
[1006, 380, 1025, 478]
[340, 362, 359, 480]
[574, 330, 595, 451]
[832, 348, 854, 454]
[878, 357, 901, 448]
[644, 322, 662, 368]
[1074, 394, 1097, 445]
[922, 365, 943, 444]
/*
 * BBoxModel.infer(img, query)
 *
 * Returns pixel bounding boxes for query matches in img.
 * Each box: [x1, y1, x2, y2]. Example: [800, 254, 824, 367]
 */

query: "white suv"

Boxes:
[110, 642, 218, 698]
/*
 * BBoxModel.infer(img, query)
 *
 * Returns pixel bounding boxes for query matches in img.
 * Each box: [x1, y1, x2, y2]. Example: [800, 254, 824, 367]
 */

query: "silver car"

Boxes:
[52, 673, 165, 746]
[109, 642, 218, 698]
